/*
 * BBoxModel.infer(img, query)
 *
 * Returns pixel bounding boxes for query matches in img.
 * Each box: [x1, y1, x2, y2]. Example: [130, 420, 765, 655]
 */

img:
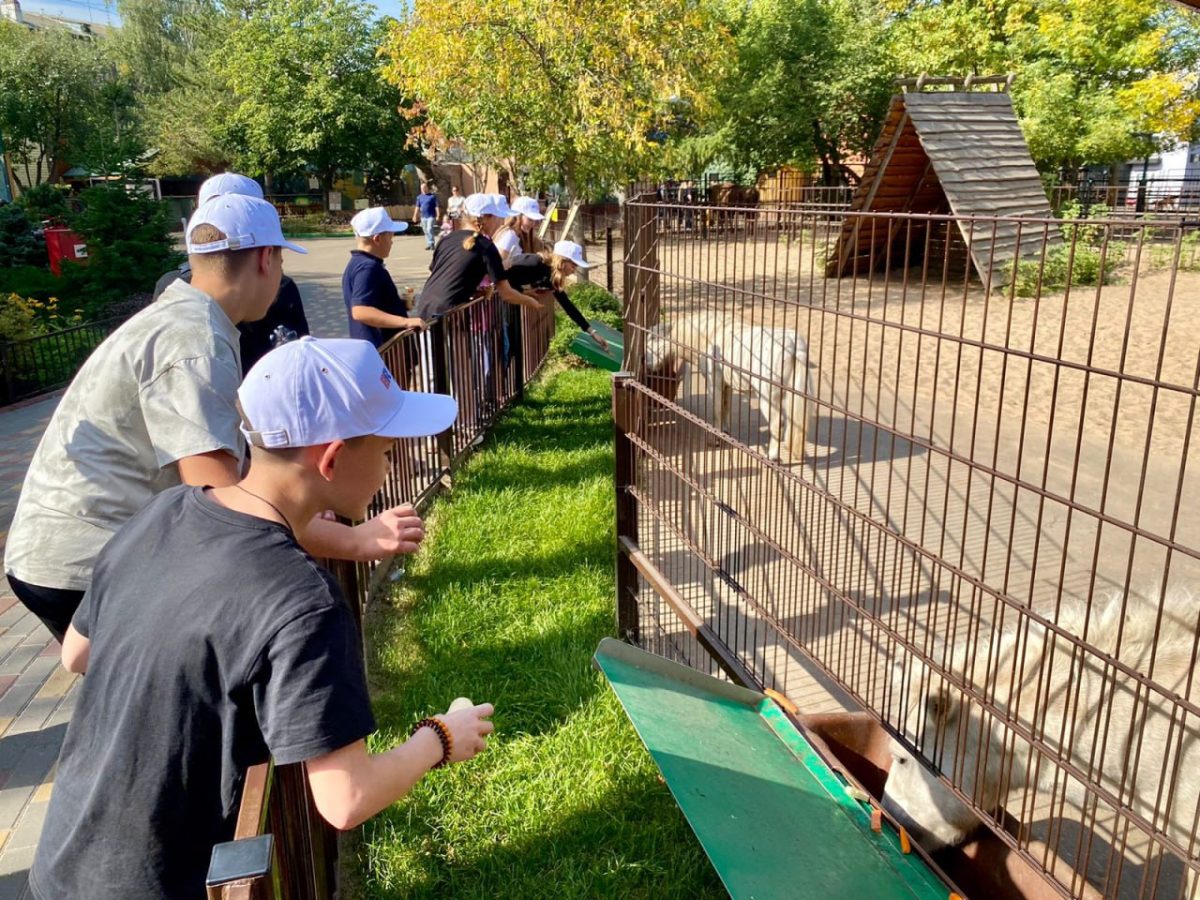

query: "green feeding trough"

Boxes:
[569, 321, 624, 371]
[593, 639, 957, 900]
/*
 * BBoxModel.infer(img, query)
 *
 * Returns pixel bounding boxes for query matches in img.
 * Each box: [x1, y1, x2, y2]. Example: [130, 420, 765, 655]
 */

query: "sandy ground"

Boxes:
[623, 220, 1200, 899]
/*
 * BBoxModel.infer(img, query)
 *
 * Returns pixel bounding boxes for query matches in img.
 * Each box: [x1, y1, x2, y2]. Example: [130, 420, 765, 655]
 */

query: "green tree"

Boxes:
[216, 0, 419, 197]
[381, 0, 732, 207]
[681, 0, 894, 183]
[113, 0, 241, 175]
[0, 22, 134, 189]
[884, 0, 1200, 173]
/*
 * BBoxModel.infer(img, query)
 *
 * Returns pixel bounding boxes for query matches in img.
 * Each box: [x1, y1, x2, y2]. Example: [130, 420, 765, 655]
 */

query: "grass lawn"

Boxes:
[350, 359, 724, 899]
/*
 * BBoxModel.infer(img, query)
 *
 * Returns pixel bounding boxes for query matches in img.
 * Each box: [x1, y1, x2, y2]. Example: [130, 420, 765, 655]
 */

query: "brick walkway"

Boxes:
[0, 392, 74, 900]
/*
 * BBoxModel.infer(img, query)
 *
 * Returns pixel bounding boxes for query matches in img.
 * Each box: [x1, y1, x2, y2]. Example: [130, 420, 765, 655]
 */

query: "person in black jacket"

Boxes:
[505, 240, 609, 351]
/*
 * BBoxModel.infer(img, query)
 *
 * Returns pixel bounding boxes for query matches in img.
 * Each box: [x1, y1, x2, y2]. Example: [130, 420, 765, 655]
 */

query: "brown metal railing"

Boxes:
[207, 296, 554, 900]
[616, 197, 1200, 899]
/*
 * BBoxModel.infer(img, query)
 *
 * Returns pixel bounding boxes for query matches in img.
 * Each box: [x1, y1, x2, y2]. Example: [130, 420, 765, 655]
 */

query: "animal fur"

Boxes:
[644, 312, 813, 462]
[882, 592, 1200, 895]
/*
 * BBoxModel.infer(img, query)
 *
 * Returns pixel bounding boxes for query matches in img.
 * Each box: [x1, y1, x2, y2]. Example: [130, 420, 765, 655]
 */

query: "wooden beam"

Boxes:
[836, 110, 912, 275]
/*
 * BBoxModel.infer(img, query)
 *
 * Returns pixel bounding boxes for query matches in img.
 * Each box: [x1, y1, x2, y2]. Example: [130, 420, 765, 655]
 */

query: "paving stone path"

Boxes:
[0, 392, 74, 900]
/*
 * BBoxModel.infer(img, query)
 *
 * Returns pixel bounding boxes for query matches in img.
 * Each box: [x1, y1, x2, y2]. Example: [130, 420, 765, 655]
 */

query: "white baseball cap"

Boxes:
[351, 207, 410, 237]
[552, 239, 593, 269]
[489, 193, 518, 219]
[511, 196, 544, 221]
[186, 194, 307, 255]
[464, 193, 507, 218]
[198, 173, 263, 207]
[239, 336, 458, 449]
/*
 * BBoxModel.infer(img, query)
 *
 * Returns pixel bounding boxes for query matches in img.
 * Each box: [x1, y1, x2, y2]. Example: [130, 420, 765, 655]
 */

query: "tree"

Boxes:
[216, 0, 419, 197]
[679, 0, 894, 183]
[0, 22, 132, 189]
[381, 0, 732, 207]
[883, 0, 1200, 173]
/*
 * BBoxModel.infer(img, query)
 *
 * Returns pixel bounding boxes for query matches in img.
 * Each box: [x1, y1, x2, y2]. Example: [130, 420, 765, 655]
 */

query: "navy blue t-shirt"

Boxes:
[416, 193, 439, 219]
[342, 250, 409, 347]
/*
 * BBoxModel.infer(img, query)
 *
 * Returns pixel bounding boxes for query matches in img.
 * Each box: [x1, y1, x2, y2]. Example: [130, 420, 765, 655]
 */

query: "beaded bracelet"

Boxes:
[413, 717, 453, 769]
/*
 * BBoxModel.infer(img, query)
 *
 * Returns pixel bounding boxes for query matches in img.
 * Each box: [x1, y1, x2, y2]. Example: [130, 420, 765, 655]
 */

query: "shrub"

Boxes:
[0, 205, 49, 269]
[551, 281, 623, 360]
[0, 266, 61, 300]
[60, 185, 183, 319]
[15, 183, 71, 224]
[0, 293, 83, 342]
[1009, 243, 1121, 297]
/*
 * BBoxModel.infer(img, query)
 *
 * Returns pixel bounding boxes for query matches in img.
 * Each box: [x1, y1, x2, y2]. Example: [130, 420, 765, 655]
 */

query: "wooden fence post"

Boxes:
[622, 195, 659, 377]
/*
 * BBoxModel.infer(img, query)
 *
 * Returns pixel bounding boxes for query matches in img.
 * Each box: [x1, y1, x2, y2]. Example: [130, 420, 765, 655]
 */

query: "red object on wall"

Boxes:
[44, 227, 88, 276]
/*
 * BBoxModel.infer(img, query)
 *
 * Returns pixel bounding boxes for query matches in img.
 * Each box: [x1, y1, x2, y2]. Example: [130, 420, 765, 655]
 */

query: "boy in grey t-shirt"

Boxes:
[31, 338, 494, 900]
[6, 194, 426, 640]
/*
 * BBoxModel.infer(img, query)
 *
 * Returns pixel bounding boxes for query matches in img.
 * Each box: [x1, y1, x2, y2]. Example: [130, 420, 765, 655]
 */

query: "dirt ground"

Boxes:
[624, 221, 1200, 900]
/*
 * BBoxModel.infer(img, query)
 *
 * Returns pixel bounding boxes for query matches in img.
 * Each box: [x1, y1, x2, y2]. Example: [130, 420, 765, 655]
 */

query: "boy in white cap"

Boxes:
[6, 196, 427, 641]
[154, 173, 311, 373]
[343, 206, 423, 347]
[30, 337, 495, 900]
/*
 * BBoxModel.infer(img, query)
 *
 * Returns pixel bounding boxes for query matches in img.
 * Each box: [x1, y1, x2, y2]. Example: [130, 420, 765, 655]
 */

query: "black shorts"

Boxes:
[5, 574, 84, 643]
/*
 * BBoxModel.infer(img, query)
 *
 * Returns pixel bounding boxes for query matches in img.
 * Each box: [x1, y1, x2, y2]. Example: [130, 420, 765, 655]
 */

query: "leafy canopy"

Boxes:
[381, 0, 732, 198]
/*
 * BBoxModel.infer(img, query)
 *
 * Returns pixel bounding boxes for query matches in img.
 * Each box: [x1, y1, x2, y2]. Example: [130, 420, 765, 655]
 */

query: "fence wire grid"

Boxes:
[614, 196, 1200, 900]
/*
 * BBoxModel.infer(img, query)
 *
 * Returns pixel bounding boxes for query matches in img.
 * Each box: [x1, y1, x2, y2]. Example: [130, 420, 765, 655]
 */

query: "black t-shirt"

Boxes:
[29, 486, 375, 900]
[342, 250, 409, 347]
[413, 230, 508, 320]
[506, 254, 590, 331]
[153, 268, 311, 374]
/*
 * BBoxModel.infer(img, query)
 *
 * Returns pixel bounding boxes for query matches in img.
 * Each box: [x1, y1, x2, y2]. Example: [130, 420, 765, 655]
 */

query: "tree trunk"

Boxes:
[562, 163, 590, 281]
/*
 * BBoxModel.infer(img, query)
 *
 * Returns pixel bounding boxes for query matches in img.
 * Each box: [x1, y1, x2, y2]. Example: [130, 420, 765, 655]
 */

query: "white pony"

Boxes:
[881, 593, 1200, 896]
[643, 311, 813, 463]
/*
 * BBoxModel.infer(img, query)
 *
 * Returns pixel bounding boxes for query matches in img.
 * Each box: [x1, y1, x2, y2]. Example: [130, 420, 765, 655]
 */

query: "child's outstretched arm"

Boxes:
[305, 702, 494, 830]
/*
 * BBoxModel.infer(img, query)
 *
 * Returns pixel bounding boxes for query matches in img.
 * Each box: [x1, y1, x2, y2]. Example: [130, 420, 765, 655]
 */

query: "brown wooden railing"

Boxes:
[205, 296, 554, 900]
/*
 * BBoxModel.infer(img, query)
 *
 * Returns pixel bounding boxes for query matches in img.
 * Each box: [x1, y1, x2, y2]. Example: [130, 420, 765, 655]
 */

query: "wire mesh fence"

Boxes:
[615, 195, 1200, 899]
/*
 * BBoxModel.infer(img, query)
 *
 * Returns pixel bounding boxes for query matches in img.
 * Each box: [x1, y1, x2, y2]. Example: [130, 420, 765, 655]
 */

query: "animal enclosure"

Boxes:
[614, 196, 1200, 899]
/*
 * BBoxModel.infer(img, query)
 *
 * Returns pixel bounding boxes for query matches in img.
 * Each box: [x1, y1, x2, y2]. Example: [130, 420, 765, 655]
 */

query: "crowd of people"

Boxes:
[2, 171, 608, 899]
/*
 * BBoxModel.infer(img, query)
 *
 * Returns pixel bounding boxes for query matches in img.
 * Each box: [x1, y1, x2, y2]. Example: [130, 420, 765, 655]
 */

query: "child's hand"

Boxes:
[438, 703, 495, 763]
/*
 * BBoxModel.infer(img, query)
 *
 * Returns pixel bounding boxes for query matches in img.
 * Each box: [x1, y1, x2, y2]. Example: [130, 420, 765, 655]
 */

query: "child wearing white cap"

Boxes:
[343, 207, 423, 348]
[505, 240, 609, 350]
[492, 195, 545, 263]
[413, 192, 544, 321]
[6, 196, 429, 642]
[32, 337, 494, 900]
[153, 172, 311, 373]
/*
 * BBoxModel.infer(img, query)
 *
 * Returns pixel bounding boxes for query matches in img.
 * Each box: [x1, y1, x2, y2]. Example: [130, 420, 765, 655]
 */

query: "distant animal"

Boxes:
[881, 592, 1200, 897]
[644, 311, 813, 463]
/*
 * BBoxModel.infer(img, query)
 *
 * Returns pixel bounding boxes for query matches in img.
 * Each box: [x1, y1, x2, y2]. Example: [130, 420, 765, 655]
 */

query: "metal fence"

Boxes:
[615, 196, 1200, 899]
[0, 315, 128, 406]
[206, 295, 554, 900]
[1051, 177, 1200, 218]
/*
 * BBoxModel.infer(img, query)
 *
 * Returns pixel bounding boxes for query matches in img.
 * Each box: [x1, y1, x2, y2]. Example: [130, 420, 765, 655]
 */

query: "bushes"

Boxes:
[57, 185, 182, 319]
[0, 205, 48, 268]
[1008, 243, 1120, 297]
[550, 281, 623, 359]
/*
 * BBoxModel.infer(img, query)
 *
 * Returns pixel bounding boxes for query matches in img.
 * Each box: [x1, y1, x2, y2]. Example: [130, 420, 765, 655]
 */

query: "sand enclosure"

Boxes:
[623, 221, 1200, 899]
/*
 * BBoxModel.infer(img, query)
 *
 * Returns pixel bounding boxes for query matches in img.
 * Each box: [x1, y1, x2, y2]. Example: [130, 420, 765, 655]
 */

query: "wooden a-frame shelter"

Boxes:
[827, 75, 1058, 285]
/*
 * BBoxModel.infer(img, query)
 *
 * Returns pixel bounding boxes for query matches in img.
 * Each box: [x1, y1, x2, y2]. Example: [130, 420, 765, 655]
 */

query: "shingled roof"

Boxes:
[827, 82, 1057, 285]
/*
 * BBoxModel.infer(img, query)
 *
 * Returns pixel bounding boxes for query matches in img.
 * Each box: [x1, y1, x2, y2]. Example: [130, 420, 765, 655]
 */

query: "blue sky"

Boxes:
[22, 0, 404, 28]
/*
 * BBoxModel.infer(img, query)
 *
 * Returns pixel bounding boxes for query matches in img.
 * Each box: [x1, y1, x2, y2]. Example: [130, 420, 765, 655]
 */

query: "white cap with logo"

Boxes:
[511, 196, 544, 221]
[198, 173, 264, 207]
[186, 194, 307, 256]
[552, 239, 593, 269]
[351, 207, 410, 238]
[238, 336, 458, 449]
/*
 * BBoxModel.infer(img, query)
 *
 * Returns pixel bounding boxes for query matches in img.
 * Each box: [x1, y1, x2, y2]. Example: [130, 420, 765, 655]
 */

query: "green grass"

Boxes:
[351, 361, 723, 900]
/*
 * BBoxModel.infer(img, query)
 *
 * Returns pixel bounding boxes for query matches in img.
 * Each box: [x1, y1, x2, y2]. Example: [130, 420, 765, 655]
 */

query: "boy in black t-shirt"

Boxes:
[30, 337, 494, 900]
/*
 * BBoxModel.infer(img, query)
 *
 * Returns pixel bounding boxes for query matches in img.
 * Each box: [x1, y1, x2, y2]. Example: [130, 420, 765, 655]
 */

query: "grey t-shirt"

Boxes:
[29, 486, 375, 900]
[5, 280, 245, 590]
